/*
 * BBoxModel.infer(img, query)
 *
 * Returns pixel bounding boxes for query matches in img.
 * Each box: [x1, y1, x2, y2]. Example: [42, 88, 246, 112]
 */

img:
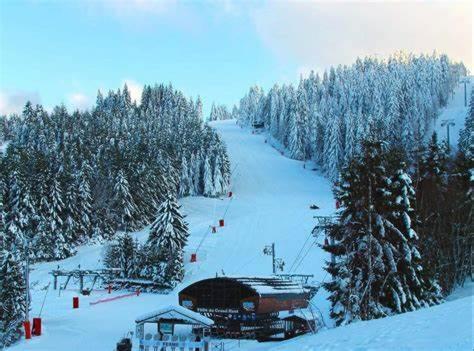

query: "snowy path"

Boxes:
[433, 76, 472, 148]
[262, 284, 473, 351]
[9, 120, 335, 351]
[8, 77, 473, 350]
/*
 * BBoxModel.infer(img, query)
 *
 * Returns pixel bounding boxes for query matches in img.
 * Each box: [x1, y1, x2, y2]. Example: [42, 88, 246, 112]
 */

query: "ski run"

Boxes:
[3, 76, 472, 351]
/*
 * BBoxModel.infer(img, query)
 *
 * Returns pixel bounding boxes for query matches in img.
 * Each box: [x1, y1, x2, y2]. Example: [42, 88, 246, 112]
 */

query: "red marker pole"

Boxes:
[73, 297, 79, 309]
[32, 318, 42, 336]
[23, 321, 31, 340]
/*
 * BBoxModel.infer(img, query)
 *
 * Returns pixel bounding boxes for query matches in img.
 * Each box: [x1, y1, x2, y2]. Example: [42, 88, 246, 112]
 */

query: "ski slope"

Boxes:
[434, 76, 472, 148]
[8, 77, 473, 350]
[8, 119, 335, 351]
[261, 284, 473, 351]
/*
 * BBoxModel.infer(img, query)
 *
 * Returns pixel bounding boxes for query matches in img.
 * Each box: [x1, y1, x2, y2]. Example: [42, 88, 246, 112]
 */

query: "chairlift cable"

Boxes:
[292, 239, 318, 273]
[288, 230, 314, 273]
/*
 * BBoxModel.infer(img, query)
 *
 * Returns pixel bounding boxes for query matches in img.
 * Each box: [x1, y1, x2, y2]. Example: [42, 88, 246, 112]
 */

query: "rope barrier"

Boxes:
[221, 196, 234, 220]
[194, 225, 212, 255]
[38, 283, 50, 318]
[89, 291, 139, 306]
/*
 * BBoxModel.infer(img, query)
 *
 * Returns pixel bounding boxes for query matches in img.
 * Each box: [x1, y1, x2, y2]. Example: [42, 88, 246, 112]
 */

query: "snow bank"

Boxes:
[265, 295, 473, 351]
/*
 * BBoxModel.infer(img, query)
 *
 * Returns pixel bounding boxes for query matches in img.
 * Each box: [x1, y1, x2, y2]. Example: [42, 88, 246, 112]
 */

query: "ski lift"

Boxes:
[275, 258, 285, 272]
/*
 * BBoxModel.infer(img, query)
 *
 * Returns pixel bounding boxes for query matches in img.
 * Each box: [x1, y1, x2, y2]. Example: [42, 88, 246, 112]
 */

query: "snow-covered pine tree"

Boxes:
[288, 103, 304, 160]
[323, 139, 440, 326]
[441, 140, 474, 292]
[388, 162, 442, 311]
[0, 176, 5, 250]
[0, 249, 27, 348]
[147, 195, 188, 253]
[212, 154, 226, 195]
[202, 155, 215, 197]
[49, 177, 73, 260]
[179, 156, 192, 197]
[220, 148, 231, 192]
[112, 170, 138, 231]
[145, 195, 188, 286]
[78, 170, 93, 240]
[209, 103, 217, 121]
[64, 179, 80, 244]
[104, 233, 139, 278]
[458, 88, 473, 159]
[415, 132, 451, 290]
[324, 103, 343, 181]
[5, 171, 36, 254]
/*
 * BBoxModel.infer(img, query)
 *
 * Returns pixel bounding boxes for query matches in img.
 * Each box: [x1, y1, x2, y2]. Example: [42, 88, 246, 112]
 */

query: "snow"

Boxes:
[8, 119, 335, 350]
[433, 76, 472, 148]
[197, 276, 309, 295]
[261, 287, 473, 351]
[0, 140, 10, 154]
[135, 305, 214, 326]
[7, 93, 473, 350]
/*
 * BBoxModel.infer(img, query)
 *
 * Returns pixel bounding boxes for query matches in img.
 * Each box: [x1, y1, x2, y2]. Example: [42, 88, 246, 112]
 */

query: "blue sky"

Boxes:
[0, 0, 471, 116]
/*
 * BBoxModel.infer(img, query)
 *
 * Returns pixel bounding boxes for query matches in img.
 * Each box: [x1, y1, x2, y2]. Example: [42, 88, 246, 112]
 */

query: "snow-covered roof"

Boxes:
[279, 309, 314, 320]
[135, 305, 214, 326]
[225, 276, 308, 295]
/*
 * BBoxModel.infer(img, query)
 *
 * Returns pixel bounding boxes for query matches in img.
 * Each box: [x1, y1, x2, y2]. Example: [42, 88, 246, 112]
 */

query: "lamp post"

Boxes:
[263, 243, 285, 274]
[441, 119, 455, 151]
[460, 77, 470, 107]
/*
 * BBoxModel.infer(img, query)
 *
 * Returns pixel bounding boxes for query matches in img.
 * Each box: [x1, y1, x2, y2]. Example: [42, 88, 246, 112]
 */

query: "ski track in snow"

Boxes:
[8, 119, 335, 351]
[8, 78, 473, 350]
[432, 76, 472, 148]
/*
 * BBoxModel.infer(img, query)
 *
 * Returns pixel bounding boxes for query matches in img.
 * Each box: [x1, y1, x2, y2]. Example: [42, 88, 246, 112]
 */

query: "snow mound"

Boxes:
[265, 294, 473, 351]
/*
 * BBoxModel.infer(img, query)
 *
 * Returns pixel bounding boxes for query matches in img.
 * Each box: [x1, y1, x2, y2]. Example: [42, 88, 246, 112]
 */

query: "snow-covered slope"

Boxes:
[261, 284, 473, 351]
[8, 119, 335, 351]
[433, 76, 472, 148]
[8, 78, 473, 350]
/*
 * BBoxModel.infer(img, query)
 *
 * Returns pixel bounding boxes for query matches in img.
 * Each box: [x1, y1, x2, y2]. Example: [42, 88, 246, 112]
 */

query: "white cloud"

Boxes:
[252, 0, 473, 73]
[68, 93, 91, 111]
[0, 90, 41, 115]
[123, 79, 143, 103]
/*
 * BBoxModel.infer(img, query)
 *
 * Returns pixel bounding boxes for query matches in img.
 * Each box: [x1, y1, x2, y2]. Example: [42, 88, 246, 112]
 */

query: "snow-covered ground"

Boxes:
[433, 76, 472, 148]
[8, 78, 473, 351]
[260, 283, 473, 351]
[8, 119, 335, 351]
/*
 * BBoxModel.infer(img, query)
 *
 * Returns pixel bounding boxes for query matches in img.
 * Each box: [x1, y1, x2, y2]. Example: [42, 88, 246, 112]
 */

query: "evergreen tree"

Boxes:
[0, 176, 5, 250]
[0, 250, 26, 348]
[1, 82, 231, 265]
[78, 170, 93, 240]
[112, 170, 138, 231]
[458, 88, 473, 158]
[179, 156, 192, 197]
[145, 195, 188, 286]
[415, 133, 451, 290]
[104, 233, 139, 278]
[147, 195, 188, 253]
[202, 155, 214, 197]
[50, 177, 73, 259]
[323, 140, 440, 326]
